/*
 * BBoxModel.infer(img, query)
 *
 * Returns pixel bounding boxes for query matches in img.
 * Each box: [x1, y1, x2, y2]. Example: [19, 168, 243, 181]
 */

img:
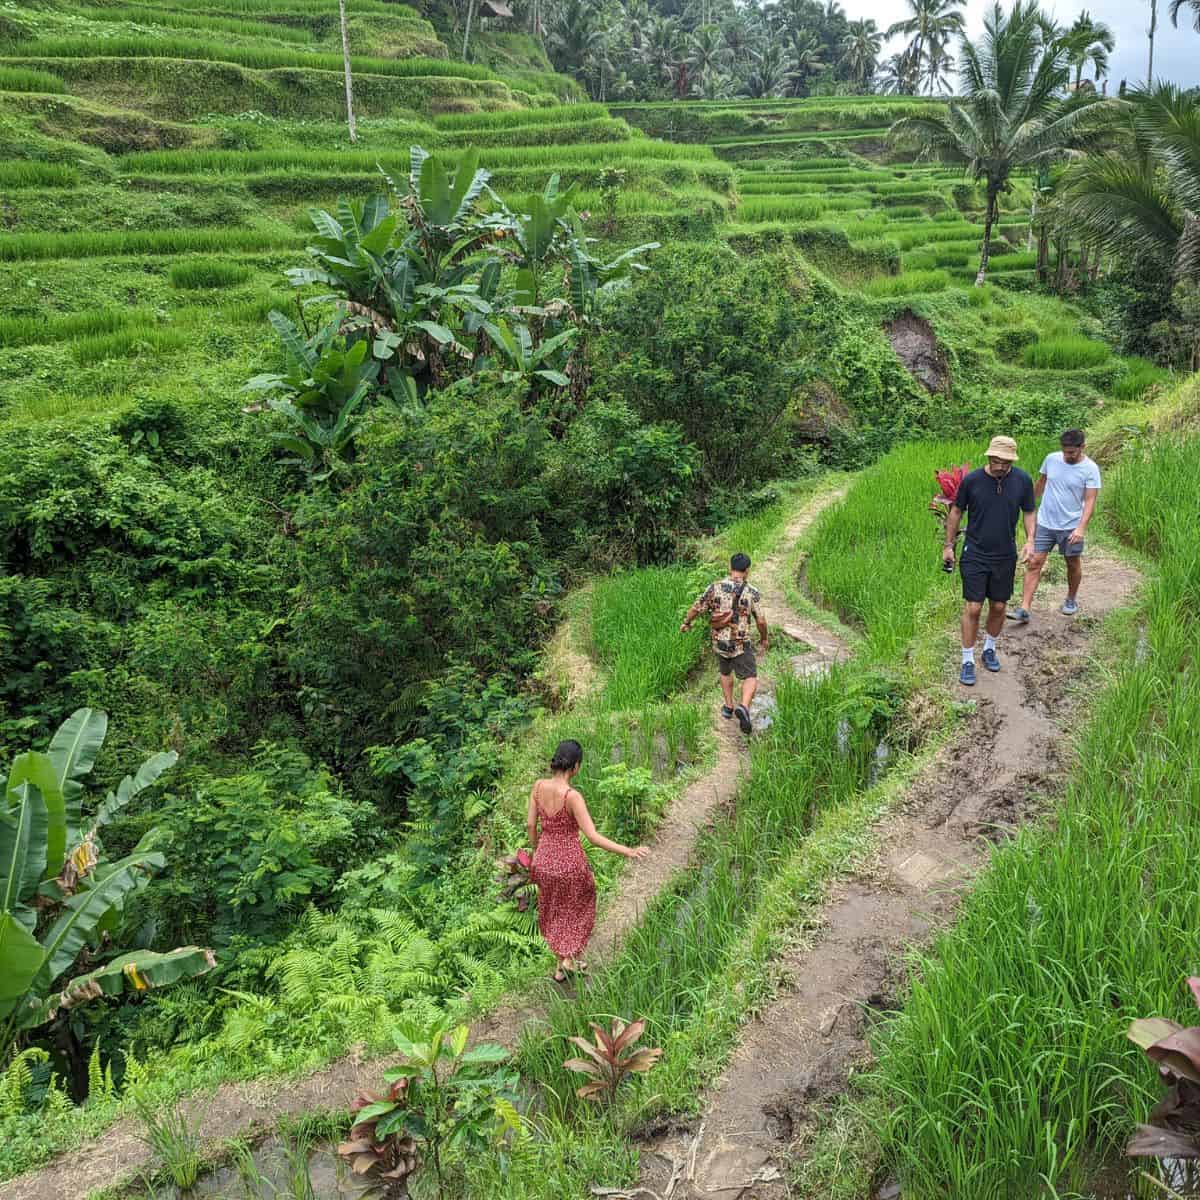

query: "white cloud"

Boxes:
[839, 0, 1200, 89]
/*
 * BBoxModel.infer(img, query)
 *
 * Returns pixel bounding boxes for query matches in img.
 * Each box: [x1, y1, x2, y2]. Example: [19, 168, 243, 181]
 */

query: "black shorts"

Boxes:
[960, 550, 1016, 604]
[717, 648, 757, 679]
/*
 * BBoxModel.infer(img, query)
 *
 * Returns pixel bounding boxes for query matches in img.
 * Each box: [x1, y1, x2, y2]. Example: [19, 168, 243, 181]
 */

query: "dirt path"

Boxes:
[474, 483, 850, 1047]
[0, 487, 849, 1200]
[638, 553, 1140, 1200]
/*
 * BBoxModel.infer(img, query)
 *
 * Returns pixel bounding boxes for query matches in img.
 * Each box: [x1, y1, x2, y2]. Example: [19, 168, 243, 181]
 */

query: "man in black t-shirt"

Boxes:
[941, 435, 1036, 686]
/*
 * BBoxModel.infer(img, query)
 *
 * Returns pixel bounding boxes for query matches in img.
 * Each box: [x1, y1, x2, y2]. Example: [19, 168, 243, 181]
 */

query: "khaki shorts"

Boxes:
[717, 648, 757, 680]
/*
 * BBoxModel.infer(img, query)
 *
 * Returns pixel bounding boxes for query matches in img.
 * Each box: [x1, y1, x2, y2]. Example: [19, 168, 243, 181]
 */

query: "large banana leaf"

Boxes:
[90, 752, 179, 838]
[0, 912, 42, 1021]
[23, 945, 217, 1030]
[6, 753, 62, 891]
[48, 708, 106, 844]
[32, 851, 164, 994]
[0, 788, 42, 914]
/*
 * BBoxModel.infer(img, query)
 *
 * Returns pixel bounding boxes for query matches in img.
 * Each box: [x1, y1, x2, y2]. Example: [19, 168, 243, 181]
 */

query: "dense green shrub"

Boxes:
[133, 744, 375, 953]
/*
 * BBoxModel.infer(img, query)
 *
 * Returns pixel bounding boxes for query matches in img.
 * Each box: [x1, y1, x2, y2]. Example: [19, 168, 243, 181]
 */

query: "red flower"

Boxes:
[929, 463, 970, 529]
[933, 463, 970, 501]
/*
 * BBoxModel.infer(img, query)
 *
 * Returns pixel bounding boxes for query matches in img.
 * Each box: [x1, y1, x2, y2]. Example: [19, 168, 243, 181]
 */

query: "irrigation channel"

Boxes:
[0, 488, 851, 1200]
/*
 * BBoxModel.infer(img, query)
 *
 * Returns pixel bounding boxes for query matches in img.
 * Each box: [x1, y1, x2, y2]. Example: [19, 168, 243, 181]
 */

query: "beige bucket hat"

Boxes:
[985, 435, 1019, 461]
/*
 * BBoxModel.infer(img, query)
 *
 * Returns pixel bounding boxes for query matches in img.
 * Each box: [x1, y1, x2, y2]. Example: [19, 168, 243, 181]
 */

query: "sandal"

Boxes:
[552, 968, 568, 983]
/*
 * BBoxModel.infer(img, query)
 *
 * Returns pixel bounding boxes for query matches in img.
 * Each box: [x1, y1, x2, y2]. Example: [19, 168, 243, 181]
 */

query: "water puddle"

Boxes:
[157, 1137, 352, 1199]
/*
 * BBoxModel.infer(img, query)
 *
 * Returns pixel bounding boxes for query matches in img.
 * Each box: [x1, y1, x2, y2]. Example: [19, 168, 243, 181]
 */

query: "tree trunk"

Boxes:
[1027, 191, 1037, 252]
[462, 0, 476, 61]
[1147, 0, 1157, 87]
[975, 187, 997, 286]
[339, 0, 356, 144]
[1079, 242, 1090, 288]
[52, 1019, 89, 1103]
[1037, 226, 1050, 283]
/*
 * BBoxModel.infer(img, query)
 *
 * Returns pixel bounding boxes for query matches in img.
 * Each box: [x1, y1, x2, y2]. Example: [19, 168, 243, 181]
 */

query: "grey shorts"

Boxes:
[717, 648, 757, 680]
[1034, 524, 1084, 557]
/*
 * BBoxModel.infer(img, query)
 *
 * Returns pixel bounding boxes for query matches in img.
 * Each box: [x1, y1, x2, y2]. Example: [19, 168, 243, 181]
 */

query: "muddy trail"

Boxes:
[0, 487, 848, 1200]
[638, 553, 1140, 1200]
[474, 484, 849, 1047]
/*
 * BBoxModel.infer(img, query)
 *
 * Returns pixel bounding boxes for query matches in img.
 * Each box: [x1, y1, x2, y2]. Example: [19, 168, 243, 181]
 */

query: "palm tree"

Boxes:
[1064, 84, 1200, 287]
[548, 0, 606, 88]
[1170, 0, 1200, 30]
[785, 27, 824, 96]
[923, 38, 956, 94]
[687, 23, 730, 82]
[743, 42, 787, 97]
[840, 18, 882, 90]
[1063, 10, 1115, 89]
[887, 0, 966, 95]
[1147, 0, 1159, 86]
[889, 1, 1111, 285]
[643, 14, 682, 90]
[877, 47, 921, 95]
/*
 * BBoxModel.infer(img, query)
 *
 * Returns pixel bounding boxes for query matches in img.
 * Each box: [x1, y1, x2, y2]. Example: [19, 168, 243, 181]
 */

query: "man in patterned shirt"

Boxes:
[680, 552, 770, 734]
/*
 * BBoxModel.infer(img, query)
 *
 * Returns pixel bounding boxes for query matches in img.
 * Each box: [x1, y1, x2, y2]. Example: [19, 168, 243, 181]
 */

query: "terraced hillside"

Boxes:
[0, 5, 743, 424]
[615, 97, 1171, 431]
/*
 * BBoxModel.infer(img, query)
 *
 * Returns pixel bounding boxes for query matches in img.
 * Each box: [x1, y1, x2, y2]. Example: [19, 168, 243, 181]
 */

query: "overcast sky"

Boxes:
[840, 0, 1200, 90]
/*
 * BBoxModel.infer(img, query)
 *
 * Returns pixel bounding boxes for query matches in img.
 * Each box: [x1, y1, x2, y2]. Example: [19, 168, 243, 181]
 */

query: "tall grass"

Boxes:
[873, 431, 1197, 1199]
[434, 103, 610, 130]
[591, 567, 702, 710]
[518, 666, 874, 1120]
[0, 227, 302, 261]
[861, 269, 949, 297]
[806, 440, 1050, 658]
[122, 140, 715, 175]
[168, 257, 253, 288]
[736, 196, 826, 221]
[1022, 334, 1111, 369]
[0, 161, 78, 188]
[0, 66, 66, 92]
[7, 37, 501, 81]
[78, 5, 316, 41]
[1112, 356, 1171, 403]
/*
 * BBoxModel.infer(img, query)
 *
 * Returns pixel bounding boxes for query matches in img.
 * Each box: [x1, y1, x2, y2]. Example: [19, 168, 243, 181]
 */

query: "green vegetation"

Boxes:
[2, 0, 1199, 1193]
[870, 396, 1200, 1197]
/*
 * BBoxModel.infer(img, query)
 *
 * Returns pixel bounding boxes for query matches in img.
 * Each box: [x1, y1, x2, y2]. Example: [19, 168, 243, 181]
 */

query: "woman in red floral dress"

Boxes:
[527, 740, 649, 982]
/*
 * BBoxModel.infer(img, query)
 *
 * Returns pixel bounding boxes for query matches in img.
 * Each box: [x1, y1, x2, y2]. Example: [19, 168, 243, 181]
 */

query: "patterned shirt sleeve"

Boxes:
[698, 583, 716, 611]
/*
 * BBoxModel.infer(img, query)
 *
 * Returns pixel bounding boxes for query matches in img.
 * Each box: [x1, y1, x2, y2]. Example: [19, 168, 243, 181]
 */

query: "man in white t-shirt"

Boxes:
[1008, 428, 1101, 622]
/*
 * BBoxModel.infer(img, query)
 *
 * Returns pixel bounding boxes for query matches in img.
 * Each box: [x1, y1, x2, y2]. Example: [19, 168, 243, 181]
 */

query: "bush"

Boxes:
[591, 243, 920, 479]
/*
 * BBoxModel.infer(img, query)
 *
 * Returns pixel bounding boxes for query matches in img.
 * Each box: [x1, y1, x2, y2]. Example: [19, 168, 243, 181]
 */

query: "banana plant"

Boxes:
[287, 194, 401, 312]
[0, 709, 215, 1068]
[479, 319, 575, 390]
[566, 225, 660, 325]
[242, 311, 379, 471]
[490, 174, 578, 310]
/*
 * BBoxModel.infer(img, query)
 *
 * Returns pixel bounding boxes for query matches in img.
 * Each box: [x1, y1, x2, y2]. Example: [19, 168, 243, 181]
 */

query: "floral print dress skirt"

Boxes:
[532, 799, 596, 959]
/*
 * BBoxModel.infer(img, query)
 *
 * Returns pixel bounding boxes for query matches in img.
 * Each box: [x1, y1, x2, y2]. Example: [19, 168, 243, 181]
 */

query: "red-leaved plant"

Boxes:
[930, 464, 970, 533]
[338, 1077, 420, 1197]
[563, 1017, 662, 1102]
[498, 848, 536, 912]
[1126, 975, 1200, 1159]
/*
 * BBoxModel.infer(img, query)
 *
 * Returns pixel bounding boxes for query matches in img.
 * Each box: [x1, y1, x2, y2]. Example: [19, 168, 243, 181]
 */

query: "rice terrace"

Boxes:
[2, 0, 1200, 1194]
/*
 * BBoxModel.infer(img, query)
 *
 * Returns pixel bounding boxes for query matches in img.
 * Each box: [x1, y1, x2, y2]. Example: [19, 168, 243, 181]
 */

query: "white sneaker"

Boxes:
[1061, 597, 1079, 616]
